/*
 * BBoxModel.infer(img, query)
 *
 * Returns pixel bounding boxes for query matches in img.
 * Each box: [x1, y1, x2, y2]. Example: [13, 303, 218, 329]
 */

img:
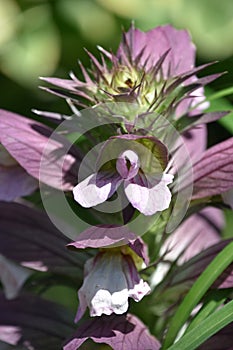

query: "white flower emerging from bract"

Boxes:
[75, 249, 151, 322]
[73, 135, 174, 216]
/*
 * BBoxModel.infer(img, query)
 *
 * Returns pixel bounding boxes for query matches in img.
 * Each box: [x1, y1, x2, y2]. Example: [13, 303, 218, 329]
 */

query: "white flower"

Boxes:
[75, 250, 150, 322]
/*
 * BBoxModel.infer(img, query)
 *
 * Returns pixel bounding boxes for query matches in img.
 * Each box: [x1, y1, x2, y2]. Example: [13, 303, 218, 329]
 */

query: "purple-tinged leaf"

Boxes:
[128, 237, 150, 266]
[192, 137, 233, 198]
[77, 60, 94, 84]
[0, 202, 92, 278]
[67, 225, 137, 249]
[197, 72, 226, 86]
[39, 86, 79, 101]
[0, 255, 32, 299]
[213, 264, 233, 289]
[0, 293, 75, 350]
[181, 124, 207, 162]
[40, 77, 81, 90]
[169, 239, 233, 289]
[168, 207, 223, 263]
[40, 82, 95, 102]
[165, 62, 217, 94]
[84, 48, 108, 77]
[63, 313, 161, 350]
[0, 165, 37, 201]
[151, 207, 223, 286]
[175, 85, 209, 119]
[176, 111, 229, 133]
[97, 45, 113, 60]
[68, 228, 150, 266]
[0, 109, 79, 191]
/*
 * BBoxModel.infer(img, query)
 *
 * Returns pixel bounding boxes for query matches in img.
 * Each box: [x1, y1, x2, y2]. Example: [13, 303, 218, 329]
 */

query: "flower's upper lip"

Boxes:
[116, 149, 140, 180]
[96, 134, 169, 174]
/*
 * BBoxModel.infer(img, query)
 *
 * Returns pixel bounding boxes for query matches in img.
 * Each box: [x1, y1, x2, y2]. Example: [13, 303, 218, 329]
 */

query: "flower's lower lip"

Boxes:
[75, 249, 150, 321]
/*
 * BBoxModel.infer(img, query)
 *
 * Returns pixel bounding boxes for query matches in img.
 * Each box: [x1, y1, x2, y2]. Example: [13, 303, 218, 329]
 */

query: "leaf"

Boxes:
[168, 239, 233, 288]
[67, 223, 136, 246]
[0, 255, 32, 299]
[176, 111, 229, 132]
[69, 229, 149, 265]
[180, 124, 207, 163]
[166, 300, 233, 350]
[151, 207, 224, 286]
[204, 86, 233, 134]
[63, 313, 160, 350]
[0, 110, 80, 191]
[40, 77, 95, 102]
[98, 134, 169, 174]
[168, 207, 222, 263]
[0, 165, 37, 201]
[207, 87, 233, 101]
[0, 292, 75, 350]
[186, 289, 232, 333]
[151, 207, 223, 287]
[0, 202, 92, 279]
[162, 241, 233, 349]
[198, 322, 233, 350]
[192, 137, 233, 198]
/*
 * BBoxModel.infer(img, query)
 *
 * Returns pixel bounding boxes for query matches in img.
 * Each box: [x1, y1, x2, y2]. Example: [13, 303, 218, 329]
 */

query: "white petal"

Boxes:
[77, 253, 129, 318]
[111, 289, 129, 313]
[73, 173, 112, 207]
[91, 290, 113, 316]
[91, 289, 129, 316]
[128, 279, 151, 301]
[76, 251, 150, 319]
[124, 173, 174, 215]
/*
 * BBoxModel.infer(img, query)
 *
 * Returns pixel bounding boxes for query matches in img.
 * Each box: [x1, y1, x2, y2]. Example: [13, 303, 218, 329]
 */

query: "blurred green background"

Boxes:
[0, 0, 233, 125]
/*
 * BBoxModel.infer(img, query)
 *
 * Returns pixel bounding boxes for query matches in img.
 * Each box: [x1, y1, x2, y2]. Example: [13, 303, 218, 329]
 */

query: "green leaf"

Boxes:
[222, 209, 233, 239]
[205, 87, 233, 134]
[185, 289, 232, 332]
[161, 241, 233, 349]
[218, 111, 233, 135]
[166, 299, 233, 350]
[207, 87, 233, 101]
